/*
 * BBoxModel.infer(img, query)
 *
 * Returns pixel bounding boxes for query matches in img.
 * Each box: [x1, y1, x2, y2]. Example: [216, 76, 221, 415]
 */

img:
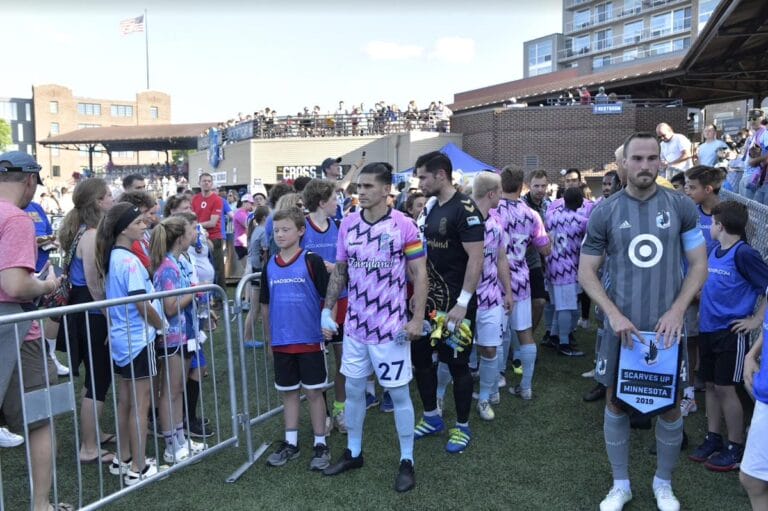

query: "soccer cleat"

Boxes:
[414, 415, 445, 439]
[323, 448, 363, 476]
[365, 393, 380, 410]
[558, 344, 585, 357]
[445, 425, 471, 453]
[333, 410, 347, 434]
[583, 383, 606, 402]
[599, 486, 632, 511]
[477, 400, 495, 421]
[0, 427, 24, 448]
[267, 441, 300, 467]
[310, 443, 331, 471]
[653, 483, 680, 511]
[679, 397, 698, 417]
[436, 397, 444, 417]
[124, 461, 158, 486]
[380, 391, 394, 413]
[163, 444, 190, 464]
[581, 368, 596, 378]
[510, 385, 533, 400]
[489, 392, 500, 405]
[542, 335, 559, 349]
[688, 432, 723, 462]
[704, 442, 743, 472]
[395, 459, 416, 492]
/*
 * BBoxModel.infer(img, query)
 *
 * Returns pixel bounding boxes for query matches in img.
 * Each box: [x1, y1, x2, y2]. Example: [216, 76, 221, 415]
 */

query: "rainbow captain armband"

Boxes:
[404, 239, 426, 260]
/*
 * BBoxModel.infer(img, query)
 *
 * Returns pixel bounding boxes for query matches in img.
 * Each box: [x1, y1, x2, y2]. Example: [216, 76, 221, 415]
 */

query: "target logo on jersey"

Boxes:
[628, 234, 663, 268]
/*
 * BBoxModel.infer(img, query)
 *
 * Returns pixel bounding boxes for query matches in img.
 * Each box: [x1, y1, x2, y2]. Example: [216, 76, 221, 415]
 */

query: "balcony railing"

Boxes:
[558, 21, 691, 61]
[564, 0, 597, 9]
[564, 0, 688, 34]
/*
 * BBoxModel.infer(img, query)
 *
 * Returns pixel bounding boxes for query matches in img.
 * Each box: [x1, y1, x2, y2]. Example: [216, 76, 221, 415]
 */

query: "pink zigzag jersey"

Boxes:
[476, 211, 507, 311]
[545, 207, 588, 286]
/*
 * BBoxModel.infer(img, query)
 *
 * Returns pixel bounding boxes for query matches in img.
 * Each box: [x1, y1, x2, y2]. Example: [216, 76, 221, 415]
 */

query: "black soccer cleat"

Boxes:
[323, 448, 363, 476]
[395, 459, 416, 492]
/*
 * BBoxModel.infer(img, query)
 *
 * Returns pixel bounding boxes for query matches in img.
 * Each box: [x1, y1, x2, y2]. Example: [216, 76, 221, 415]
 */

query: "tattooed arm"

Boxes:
[324, 261, 348, 312]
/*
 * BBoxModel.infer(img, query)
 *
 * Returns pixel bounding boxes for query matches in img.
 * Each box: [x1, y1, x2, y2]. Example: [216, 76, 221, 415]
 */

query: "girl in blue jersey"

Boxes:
[95, 203, 164, 486]
[150, 215, 207, 463]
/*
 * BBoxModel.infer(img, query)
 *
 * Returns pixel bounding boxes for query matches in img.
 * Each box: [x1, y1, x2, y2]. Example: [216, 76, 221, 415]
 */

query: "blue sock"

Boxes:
[388, 384, 415, 462]
[478, 355, 498, 401]
[436, 362, 452, 399]
[543, 303, 555, 334]
[557, 310, 573, 346]
[344, 376, 367, 457]
[519, 344, 537, 390]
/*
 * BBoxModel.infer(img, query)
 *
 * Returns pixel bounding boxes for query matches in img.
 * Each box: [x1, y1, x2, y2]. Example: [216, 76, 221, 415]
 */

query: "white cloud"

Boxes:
[362, 41, 424, 60]
[430, 37, 476, 64]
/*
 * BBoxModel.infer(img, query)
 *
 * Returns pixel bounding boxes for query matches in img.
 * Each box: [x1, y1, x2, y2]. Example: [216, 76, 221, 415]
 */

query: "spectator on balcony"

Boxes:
[579, 87, 591, 105]
[437, 101, 452, 132]
[595, 87, 609, 104]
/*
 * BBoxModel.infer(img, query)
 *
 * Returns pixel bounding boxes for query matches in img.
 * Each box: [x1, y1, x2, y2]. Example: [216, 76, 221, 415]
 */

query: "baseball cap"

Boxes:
[320, 157, 342, 172]
[0, 151, 43, 185]
[241, 193, 255, 203]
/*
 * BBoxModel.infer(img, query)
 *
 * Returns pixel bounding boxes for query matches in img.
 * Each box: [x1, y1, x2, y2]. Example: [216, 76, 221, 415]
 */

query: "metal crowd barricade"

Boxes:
[0, 284, 239, 511]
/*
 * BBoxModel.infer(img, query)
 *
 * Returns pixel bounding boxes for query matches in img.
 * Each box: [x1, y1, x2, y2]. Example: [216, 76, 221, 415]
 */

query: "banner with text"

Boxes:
[275, 165, 351, 181]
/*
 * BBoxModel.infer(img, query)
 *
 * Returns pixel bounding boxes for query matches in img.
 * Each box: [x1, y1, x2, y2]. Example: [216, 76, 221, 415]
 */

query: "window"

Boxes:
[111, 105, 133, 118]
[78, 123, 101, 129]
[593, 54, 612, 69]
[52, 165, 61, 177]
[574, 9, 591, 29]
[673, 7, 692, 32]
[698, 0, 718, 31]
[0, 101, 17, 121]
[150, 106, 159, 119]
[595, 28, 613, 50]
[651, 41, 673, 56]
[623, 0, 641, 15]
[623, 48, 639, 62]
[113, 151, 135, 159]
[77, 103, 102, 116]
[573, 35, 591, 54]
[51, 145, 60, 157]
[50, 122, 59, 135]
[528, 40, 553, 76]
[17, 124, 24, 142]
[596, 2, 613, 23]
[623, 20, 643, 44]
[672, 37, 691, 51]
[49, 101, 58, 114]
[651, 12, 672, 37]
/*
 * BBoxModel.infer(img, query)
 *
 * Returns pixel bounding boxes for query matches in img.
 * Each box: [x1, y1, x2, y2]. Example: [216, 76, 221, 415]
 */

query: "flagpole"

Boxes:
[144, 8, 150, 90]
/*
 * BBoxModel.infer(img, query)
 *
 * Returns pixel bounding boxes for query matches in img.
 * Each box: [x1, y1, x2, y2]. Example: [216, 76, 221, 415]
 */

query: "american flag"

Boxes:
[120, 15, 144, 35]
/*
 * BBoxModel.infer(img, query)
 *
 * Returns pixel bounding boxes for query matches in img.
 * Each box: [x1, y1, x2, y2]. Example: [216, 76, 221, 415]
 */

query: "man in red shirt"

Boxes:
[192, 173, 225, 292]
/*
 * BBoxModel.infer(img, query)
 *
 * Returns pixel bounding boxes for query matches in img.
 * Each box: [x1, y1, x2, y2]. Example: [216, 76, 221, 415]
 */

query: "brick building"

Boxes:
[32, 84, 171, 186]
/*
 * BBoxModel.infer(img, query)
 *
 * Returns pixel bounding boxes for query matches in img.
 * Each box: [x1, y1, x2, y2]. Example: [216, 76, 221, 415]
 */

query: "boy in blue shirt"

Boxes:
[259, 207, 331, 470]
[690, 200, 768, 472]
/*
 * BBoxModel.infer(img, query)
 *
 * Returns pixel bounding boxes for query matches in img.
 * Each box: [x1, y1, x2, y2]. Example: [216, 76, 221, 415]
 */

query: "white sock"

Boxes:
[313, 435, 325, 446]
[613, 479, 631, 492]
[285, 429, 298, 446]
[652, 476, 671, 491]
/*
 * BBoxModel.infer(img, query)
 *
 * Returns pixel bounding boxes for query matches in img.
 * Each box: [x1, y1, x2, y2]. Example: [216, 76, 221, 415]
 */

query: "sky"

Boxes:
[4, 0, 562, 124]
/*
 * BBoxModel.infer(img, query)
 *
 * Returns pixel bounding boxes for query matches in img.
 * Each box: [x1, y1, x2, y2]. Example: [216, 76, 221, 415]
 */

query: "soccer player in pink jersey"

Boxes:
[321, 162, 427, 493]
[494, 166, 551, 400]
[545, 187, 589, 357]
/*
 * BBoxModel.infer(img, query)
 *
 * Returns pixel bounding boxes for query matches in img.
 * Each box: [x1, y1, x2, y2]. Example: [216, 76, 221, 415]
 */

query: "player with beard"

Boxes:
[412, 151, 484, 453]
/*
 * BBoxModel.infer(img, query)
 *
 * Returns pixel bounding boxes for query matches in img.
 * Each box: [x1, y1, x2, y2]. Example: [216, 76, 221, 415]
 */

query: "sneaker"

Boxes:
[510, 385, 533, 400]
[182, 437, 207, 455]
[187, 418, 214, 439]
[436, 397, 444, 417]
[109, 457, 132, 475]
[599, 486, 632, 511]
[124, 461, 158, 486]
[365, 393, 380, 410]
[512, 359, 523, 376]
[489, 392, 500, 405]
[394, 459, 415, 492]
[445, 425, 471, 453]
[498, 374, 507, 388]
[380, 391, 394, 413]
[0, 427, 24, 448]
[558, 344, 585, 357]
[477, 400, 495, 421]
[266, 441, 300, 467]
[310, 443, 331, 471]
[679, 397, 698, 417]
[581, 369, 596, 378]
[653, 483, 680, 511]
[414, 415, 445, 439]
[323, 448, 363, 476]
[164, 444, 190, 464]
[704, 442, 743, 472]
[333, 410, 347, 434]
[688, 432, 723, 462]
[542, 335, 559, 349]
[50, 352, 70, 376]
[578, 318, 590, 329]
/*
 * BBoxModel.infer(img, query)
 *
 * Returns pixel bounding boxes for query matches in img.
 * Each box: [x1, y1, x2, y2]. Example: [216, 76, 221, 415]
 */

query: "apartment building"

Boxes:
[0, 97, 35, 155]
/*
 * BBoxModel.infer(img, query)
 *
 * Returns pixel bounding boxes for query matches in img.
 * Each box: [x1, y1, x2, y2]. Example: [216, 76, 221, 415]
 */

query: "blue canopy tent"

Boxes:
[393, 143, 497, 184]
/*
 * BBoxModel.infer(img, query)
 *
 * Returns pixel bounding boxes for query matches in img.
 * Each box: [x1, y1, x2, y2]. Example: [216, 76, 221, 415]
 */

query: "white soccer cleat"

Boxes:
[679, 398, 698, 417]
[477, 400, 495, 421]
[653, 483, 680, 511]
[599, 486, 632, 511]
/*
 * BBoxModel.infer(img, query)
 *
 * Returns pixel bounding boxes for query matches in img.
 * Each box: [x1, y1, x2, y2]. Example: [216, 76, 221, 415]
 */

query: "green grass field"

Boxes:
[1, 311, 752, 511]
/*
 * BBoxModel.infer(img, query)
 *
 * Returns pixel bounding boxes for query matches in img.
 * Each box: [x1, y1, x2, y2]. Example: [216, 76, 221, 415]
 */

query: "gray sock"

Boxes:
[604, 407, 631, 480]
[655, 416, 683, 481]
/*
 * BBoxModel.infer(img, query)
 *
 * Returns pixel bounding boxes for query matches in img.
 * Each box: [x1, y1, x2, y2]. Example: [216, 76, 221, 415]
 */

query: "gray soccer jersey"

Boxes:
[582, 186, 699, 332]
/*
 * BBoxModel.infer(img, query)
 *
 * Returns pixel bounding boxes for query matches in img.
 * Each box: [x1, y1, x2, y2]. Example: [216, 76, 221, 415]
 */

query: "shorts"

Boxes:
[595, 327, 688, 388]
[685, 303, 699, 337]
[699, 330, 748, 386]
[475, 306, 504, 347]
[2, 339, 57, 433]
[342, 335, 413, 388]
[529, 266, 547, 301]
[507, 297, 533, 332]
[155, 341, 194, 360]
[552, 283, 579, 311]
[273, 350, 327, 391]
[742, 400, 768, 482]
[114, 343, 158, 380]
[235, 246, 248, 259]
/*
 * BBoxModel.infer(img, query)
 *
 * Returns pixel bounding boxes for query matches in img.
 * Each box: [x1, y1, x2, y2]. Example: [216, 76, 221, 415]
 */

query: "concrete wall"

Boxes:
[188, 132, 462, 189]
[451, 104, 688, 182]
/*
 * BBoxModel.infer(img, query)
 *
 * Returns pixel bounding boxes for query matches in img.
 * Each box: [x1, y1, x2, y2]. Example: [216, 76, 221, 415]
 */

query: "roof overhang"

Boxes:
[38, 123, 214, 153]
